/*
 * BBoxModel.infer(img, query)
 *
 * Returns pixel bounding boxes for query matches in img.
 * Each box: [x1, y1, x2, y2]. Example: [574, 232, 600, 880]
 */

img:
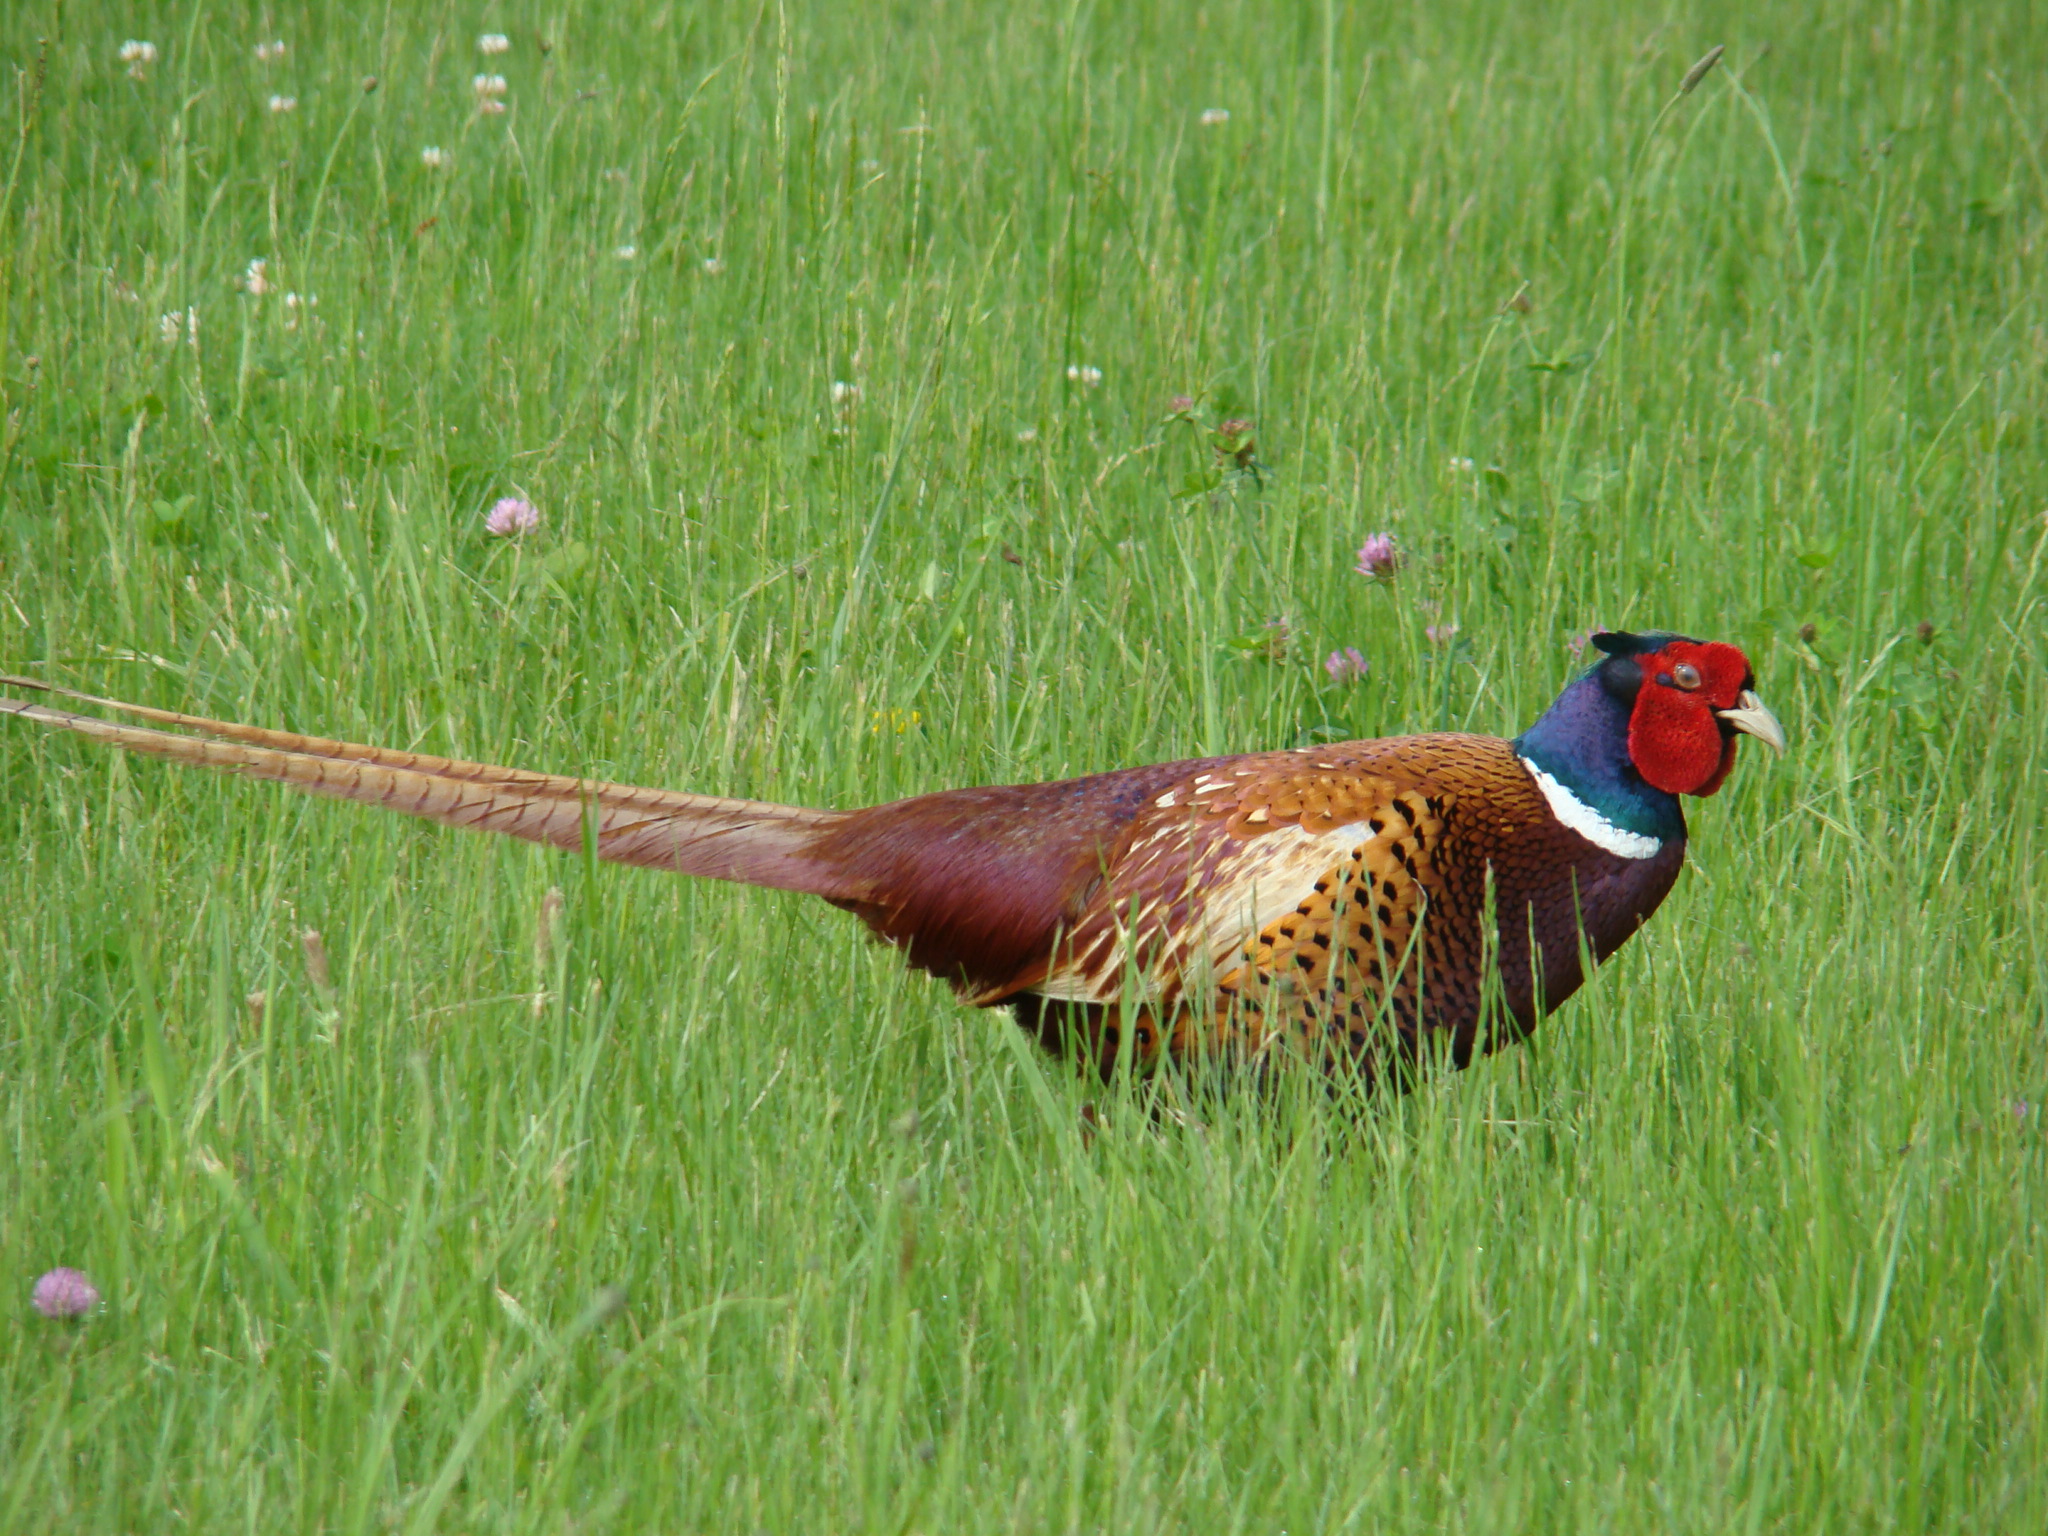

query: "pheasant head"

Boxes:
[1512, 630, 1785, 856]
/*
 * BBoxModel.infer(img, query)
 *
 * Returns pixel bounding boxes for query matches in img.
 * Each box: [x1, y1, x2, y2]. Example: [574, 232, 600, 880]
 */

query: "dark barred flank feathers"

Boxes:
[1, 632, 1782, 1091]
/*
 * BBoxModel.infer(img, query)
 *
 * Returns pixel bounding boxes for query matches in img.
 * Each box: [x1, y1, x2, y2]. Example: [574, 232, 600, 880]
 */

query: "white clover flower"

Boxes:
[701, 256, 725, 275]
[255, 40, 287, 63]
[473, 73, 507, 97]
[478, 33, 511, 55]
[1065, 363, 1104, 388]
[267, 94, 297, 113]
[159, 311, 183, 343]
[1199, 107, 1230, 126]
[1448, 455, 1475, 472]
[830, 379, 859, 407]
[118, 40, 158, 64]
[243, 258, 270, 296]
[615, 244, 638, 260]
[282, 292, 315, 329]
[485, 496, 539, 536]
[421, 145, 450, 169]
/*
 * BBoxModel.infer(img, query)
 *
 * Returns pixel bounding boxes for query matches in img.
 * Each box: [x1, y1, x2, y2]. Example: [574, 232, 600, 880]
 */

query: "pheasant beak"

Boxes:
[1716, 690, 1787, 755]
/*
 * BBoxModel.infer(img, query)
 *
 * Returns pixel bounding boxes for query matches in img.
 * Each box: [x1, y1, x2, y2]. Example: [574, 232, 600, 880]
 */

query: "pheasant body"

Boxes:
[834, 731, 1690, 1077]
[0, 631, 1780, 1088]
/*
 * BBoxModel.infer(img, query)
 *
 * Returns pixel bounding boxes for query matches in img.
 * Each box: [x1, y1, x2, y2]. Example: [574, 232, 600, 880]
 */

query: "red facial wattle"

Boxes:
[1625, 641, 1753, 796]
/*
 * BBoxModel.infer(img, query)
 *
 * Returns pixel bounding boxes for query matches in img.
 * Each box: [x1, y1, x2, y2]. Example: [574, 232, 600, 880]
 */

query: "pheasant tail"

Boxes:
[0, 678, 862, 900]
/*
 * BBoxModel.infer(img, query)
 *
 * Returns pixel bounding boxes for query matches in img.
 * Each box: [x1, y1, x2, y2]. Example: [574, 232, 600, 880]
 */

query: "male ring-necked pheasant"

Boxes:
[2, 631, 1781, 1084]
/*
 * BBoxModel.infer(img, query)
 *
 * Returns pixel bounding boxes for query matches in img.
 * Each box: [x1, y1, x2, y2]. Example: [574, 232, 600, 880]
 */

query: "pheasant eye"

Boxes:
[1672, 662, 1702, 690]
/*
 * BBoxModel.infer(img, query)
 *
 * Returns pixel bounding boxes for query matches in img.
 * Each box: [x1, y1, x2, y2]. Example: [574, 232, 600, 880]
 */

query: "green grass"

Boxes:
[3, 0, 2045, 1529]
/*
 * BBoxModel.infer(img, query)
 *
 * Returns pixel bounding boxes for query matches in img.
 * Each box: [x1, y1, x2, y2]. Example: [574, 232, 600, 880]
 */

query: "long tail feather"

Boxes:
[0, 678, 862, 899]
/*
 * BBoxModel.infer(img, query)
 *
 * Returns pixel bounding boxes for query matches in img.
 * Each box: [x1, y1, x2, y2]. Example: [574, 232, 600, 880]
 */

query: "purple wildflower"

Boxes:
[1323, 647, 1369, 684]
[485, 496, 539, 536]
[1425, 622, 1461, 648]
[1353, 534, 1400, 579]
[32, 1268, 99, 1319]
[1166, 394, 1196, 416]
[1566, 630, 1594, 660]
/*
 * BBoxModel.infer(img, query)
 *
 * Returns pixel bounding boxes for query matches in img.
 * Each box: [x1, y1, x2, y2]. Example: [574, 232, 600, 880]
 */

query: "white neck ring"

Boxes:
[1517, 756, 1664, 860]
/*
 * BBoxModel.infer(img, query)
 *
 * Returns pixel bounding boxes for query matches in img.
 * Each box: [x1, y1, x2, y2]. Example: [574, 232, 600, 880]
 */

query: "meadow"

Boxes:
[2, 1, 2045, 1529]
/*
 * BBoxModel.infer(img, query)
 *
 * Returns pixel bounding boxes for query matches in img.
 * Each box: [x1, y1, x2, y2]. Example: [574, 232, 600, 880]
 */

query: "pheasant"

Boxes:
[1, 631, 1782, 1085]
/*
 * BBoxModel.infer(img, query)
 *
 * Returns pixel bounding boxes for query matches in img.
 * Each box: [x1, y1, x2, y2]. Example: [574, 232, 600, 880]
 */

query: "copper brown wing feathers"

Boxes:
[803, 760, 1215, 1000]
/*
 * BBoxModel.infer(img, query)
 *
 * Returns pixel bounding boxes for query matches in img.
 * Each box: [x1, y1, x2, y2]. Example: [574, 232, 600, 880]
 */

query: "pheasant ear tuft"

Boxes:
[1592, 630, 1647, 657]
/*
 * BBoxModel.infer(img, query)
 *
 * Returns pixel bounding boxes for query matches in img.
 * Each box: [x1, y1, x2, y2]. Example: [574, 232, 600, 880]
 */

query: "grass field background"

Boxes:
[2, 1, 2045, 1529]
